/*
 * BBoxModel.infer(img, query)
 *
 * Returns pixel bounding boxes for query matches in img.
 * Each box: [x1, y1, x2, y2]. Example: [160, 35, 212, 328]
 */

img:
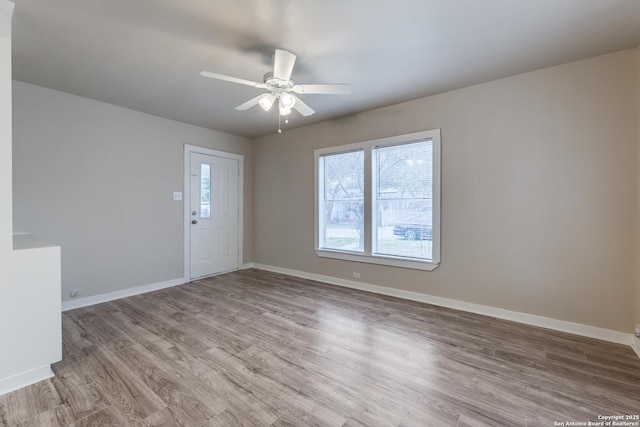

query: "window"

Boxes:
[315, 130, 440, 270]
[201, 164, 211, 218]
[319, 150, 364, 252]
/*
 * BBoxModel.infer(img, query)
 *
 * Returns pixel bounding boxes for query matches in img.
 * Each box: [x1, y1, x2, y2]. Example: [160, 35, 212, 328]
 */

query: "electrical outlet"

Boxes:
[70, 289, 84, 298]
[172, 192, 182, 201]
[352, 272, 361, 279]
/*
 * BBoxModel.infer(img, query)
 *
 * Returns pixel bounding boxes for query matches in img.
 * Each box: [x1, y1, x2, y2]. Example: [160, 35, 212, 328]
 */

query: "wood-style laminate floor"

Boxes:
[1, 269, 639, 426]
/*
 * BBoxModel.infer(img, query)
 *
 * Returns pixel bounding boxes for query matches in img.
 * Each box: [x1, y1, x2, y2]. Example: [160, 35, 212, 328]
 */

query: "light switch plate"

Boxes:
[172, 192, 182, 201]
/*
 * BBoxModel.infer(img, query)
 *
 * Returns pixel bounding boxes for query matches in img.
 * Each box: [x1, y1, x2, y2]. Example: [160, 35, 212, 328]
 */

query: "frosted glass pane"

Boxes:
[201, 164, 211, 218]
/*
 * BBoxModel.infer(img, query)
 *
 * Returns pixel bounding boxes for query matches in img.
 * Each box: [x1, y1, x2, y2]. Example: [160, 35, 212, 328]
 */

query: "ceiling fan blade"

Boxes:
[200, 71, 266, 88]
[273, 49, 296, 81]
[293, 84, 352, 95]
[235, 94, 267, 111]
[292, 95, 315, 117]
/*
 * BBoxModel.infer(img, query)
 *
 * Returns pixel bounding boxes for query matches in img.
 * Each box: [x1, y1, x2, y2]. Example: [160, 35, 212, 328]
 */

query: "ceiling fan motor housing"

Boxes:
[262, 72, 295, 92]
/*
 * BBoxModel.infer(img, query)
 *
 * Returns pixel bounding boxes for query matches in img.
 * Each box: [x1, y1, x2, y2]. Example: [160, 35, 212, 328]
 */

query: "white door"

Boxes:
[189, 152, 239, 279]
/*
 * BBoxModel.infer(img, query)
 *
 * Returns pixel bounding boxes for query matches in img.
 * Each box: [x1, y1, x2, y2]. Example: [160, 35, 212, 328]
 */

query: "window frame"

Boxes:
[317, 148, 366, 253]
[314, 129, 441, 271]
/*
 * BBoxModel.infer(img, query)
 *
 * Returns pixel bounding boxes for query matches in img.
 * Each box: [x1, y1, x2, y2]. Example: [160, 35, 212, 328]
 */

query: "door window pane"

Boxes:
[201, 164, 211, 218]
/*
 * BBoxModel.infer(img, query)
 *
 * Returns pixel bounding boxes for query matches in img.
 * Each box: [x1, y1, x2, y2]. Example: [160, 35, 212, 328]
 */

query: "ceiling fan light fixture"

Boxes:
[259, 93, 276, 111]
[200, 48, 351, 133]
[279, 105, 292, 116]
[280, 92, 296, 109]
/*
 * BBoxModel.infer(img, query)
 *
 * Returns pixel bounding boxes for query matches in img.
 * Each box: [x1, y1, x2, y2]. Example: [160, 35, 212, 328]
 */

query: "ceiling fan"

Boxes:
[200, 49, 352, 132]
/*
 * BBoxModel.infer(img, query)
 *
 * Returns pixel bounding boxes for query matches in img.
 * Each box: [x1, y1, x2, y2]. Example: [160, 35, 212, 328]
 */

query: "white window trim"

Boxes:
[314, 130, 441, 271]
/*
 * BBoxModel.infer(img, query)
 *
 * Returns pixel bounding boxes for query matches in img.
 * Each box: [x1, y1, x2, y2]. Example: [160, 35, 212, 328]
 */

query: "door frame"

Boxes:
[183, 144, 244, 282]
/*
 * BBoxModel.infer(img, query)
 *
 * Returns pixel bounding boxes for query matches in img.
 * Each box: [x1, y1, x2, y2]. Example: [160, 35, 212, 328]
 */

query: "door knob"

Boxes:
[192, 220, 197, 225]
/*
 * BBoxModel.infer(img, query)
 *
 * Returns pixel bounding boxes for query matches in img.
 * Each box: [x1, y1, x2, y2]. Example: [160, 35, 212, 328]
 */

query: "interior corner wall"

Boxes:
[12, 81, 253, 301]
[636, 46, 640, 331]
[252, 49, 637, 334]
[0, 1, 12, 253]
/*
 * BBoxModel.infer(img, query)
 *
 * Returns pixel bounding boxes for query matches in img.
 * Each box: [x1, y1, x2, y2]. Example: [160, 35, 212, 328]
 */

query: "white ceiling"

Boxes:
[11, 0, 640, 138]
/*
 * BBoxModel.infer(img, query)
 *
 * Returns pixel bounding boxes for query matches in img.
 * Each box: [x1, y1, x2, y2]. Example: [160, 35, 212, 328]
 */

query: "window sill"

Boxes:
[315, 249, 439, 271]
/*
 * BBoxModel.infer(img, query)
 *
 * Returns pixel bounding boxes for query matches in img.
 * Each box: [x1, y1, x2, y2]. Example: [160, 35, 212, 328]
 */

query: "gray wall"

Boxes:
[252, 50, 637, 333]
[12, 81, 253, 301]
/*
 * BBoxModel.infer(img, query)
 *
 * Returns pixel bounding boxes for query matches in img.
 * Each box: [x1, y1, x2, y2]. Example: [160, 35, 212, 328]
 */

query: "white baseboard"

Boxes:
[248, 263, 634, 347]
[61, 278, 185, 312]
[0, 365, 53, 397]
[58, 264, 637, 356]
